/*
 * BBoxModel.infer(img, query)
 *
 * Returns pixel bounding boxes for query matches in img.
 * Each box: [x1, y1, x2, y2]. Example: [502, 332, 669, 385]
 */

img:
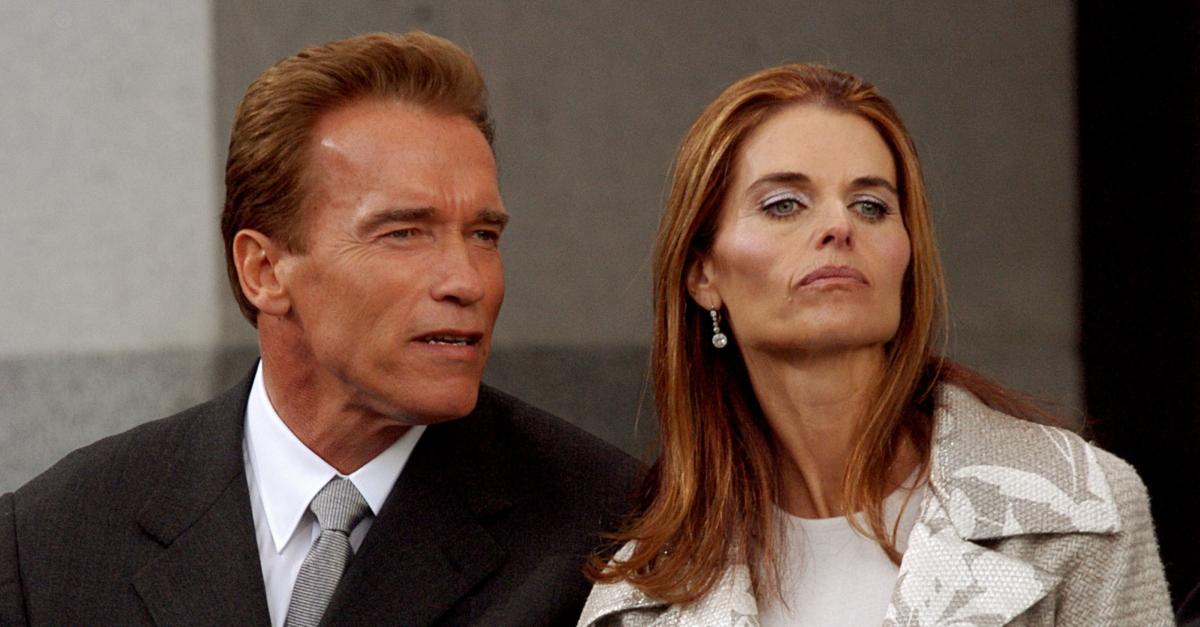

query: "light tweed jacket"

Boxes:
[578, 385, 1174, 626]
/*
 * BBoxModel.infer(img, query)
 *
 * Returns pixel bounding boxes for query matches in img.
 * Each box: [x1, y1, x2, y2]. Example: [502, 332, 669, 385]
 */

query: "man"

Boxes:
[0, 32, 640, 626]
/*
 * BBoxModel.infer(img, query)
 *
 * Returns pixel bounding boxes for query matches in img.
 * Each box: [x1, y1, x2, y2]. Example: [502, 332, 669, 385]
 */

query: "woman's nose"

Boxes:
[815, 204, 853, 250]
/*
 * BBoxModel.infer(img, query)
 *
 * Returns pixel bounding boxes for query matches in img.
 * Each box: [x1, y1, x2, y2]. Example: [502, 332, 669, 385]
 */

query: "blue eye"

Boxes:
[762, 196, 805, 219]
[472, 229, 501, 246]
[852, 198, 891, 221]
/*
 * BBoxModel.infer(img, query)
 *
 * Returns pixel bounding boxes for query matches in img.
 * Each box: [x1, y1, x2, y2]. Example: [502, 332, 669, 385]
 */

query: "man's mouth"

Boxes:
[416, 333, 482, 346]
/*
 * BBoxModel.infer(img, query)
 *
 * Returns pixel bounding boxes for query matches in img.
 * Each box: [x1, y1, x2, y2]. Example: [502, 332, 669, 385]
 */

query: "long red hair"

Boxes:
[591, 64, 1047, 604]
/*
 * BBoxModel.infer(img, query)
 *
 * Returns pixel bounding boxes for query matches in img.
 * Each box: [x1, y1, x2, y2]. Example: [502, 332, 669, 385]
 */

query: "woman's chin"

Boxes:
[742, 322, 898, 357]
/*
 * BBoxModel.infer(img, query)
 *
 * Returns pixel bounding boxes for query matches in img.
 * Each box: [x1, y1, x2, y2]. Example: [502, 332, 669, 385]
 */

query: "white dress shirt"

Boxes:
[243, 362, 426, 627]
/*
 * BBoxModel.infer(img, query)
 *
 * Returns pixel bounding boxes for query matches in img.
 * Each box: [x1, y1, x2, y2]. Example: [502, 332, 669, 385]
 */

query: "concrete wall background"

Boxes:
[2, 1, 1076, 492]
[0, 1, 220, 356]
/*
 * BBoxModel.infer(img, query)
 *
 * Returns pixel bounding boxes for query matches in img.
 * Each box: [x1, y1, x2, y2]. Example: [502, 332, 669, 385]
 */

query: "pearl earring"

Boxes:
[709, 309, 728, 349]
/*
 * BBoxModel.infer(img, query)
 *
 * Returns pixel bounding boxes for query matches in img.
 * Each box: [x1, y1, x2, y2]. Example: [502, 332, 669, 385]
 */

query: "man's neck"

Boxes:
[258, 347, 409, 475]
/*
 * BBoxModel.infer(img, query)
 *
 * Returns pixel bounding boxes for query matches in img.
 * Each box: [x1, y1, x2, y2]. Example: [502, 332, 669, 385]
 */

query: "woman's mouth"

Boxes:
[798, 265, 868, 287]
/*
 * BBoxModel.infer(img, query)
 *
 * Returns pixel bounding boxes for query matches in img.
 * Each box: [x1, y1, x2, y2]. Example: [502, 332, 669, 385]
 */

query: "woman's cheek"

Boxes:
[717, 227, 782, 281]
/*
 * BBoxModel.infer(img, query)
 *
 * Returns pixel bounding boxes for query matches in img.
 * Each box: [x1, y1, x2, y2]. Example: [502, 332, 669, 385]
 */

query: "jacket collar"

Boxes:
[131, 370, 517, 626]
[577, 543, 758, 626]
[883, 383, 1121, 625]
[926, 384, 1120, 541]
[132, 366, 272, 625]
[320, 385, 513, 626]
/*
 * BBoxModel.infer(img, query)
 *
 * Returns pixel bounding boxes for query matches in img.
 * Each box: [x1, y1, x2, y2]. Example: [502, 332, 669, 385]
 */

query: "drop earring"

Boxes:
[709, 309, 728, 349]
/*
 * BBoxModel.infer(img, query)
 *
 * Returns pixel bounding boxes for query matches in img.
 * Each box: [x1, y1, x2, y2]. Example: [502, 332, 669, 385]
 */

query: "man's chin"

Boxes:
[381, 386, 482, 425]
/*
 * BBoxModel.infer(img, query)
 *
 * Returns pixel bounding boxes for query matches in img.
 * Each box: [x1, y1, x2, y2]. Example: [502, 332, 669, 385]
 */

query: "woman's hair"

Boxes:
[591, 64, 1038, 604]
[221, 31, 493, 324]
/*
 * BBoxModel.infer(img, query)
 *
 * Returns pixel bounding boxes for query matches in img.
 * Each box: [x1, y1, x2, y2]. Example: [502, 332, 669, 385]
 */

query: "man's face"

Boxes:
[275, 99, 505, 424]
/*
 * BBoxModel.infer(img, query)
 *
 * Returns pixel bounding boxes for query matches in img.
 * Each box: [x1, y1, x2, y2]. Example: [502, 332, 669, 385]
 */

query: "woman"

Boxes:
[579, 64, 1172, 626]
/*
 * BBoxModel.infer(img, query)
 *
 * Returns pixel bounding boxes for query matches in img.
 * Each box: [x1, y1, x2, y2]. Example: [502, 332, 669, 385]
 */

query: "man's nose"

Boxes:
[815, 203, 853, 250]
[430, 238, 486, 305]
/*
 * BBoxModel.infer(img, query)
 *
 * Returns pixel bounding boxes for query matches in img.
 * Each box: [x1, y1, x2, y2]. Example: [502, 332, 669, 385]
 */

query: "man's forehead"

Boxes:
[310, 117, 495, 194]
[304, 101, 495, 175]
[312, 99, 486, 152]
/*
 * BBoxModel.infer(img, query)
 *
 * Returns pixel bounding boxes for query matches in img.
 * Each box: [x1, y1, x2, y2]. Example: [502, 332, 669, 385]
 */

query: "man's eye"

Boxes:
[472, 230, 501, 244]
[387, 228, 417, 239]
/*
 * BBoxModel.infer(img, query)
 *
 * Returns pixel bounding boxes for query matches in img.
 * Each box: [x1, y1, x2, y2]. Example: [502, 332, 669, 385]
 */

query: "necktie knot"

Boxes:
[309, 477, 370, 534]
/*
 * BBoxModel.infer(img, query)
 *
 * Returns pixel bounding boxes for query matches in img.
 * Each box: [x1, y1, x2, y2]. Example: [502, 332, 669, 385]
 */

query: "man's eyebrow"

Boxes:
[359, 207, 435, 233]
[476, 208, 510, 229]
[359, 207, 510, 232]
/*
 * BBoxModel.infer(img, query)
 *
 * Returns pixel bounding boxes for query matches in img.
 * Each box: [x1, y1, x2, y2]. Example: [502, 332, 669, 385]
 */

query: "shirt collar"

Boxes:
[244, 361, 425, 553]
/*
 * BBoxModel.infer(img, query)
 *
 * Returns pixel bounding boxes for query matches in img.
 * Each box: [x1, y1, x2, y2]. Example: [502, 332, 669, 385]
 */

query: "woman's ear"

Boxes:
[232, 229, 292, 317]
[686, 254, 720, 310]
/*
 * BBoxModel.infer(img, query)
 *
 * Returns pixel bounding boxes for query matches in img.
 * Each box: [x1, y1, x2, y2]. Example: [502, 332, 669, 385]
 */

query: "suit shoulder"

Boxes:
[934, 383, 1097, 470]
[13, 394, 227, 514]
[1089, 446, 1154, 527]
[476, 384, 642, 488]
[932, 384, 1156, 538]
[479, 385, 639, 463]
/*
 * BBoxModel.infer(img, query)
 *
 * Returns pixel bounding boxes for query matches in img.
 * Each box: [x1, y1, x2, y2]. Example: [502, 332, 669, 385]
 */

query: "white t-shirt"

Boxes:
[758, 477, 926, 627]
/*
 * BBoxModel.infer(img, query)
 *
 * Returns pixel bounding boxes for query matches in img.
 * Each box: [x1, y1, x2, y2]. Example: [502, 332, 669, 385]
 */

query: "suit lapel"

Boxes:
[131, 369, 271, 626]
[323, 397, 512, 626]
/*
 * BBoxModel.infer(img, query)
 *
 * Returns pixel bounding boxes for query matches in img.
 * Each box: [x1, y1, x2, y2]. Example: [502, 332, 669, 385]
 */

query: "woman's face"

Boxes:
[689, 103, 911, 357]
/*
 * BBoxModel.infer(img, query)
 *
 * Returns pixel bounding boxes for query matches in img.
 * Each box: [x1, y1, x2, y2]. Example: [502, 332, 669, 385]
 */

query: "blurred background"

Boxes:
[1, 0, 1196, 607]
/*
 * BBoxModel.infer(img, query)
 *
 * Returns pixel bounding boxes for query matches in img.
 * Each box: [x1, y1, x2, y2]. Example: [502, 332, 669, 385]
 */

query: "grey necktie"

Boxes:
[285, 477, 371, 627]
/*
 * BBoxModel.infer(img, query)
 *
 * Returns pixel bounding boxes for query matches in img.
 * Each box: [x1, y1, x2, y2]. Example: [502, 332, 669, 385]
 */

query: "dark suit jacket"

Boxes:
[0, 367, 641, 626]
[1181, 579, 1200, 627]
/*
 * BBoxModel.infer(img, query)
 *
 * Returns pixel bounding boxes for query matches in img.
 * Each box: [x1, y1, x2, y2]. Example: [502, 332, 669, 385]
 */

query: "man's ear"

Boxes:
[232, 229, 292, 317]
[685, 253, 720, 310]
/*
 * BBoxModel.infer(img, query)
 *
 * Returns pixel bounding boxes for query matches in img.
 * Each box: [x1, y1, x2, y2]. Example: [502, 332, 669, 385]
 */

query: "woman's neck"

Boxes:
[741, 345, 906, 519]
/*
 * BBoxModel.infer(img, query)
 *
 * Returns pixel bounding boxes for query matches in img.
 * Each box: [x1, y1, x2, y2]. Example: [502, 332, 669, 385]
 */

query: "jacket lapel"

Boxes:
[885, 384, 1122, 625]
[578, 543, 758, 627]
[884, 496, 1060, 625]
[322, 401, 512, 626]
[131, 369, 271, 626]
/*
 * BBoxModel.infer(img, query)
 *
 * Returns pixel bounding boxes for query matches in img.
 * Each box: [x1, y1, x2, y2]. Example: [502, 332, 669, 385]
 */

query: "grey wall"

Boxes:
[0, 1, 231, 490]
[2, 1, 1077, 492]
[1, 2, 221, 355]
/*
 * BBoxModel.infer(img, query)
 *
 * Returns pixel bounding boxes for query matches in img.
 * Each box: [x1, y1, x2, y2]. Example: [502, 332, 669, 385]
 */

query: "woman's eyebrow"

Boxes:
[746, 172, 897, 197]
[746, 171, 811, 195]
[850, 176, 899, 196]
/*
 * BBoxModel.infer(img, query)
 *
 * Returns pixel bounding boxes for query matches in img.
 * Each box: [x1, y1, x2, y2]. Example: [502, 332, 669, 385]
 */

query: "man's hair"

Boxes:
[220, 31, 494, 324]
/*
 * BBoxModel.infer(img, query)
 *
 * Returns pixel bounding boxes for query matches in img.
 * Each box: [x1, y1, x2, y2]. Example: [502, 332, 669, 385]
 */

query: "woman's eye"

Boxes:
[852, 199, 891, 221]
[762, 197, 804, 218]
